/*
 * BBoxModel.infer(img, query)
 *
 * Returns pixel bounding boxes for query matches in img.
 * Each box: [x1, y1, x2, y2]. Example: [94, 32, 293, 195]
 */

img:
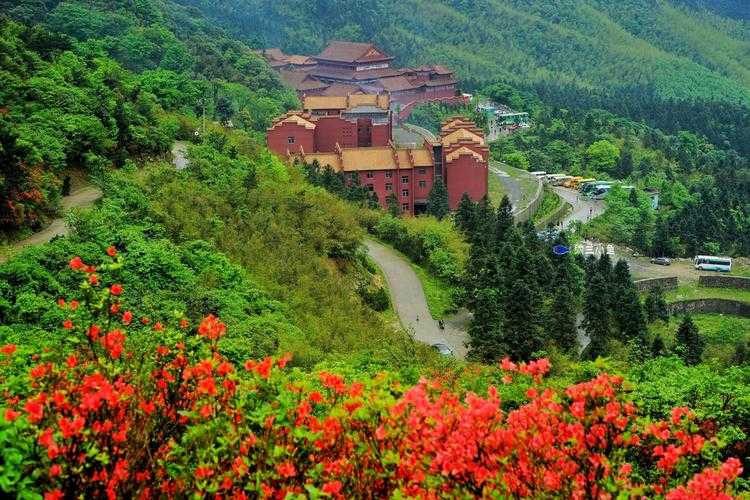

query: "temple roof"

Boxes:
[303, 94, 390, 112]
[315, 41, 394, 64]
[446, 146, 484, 163]
[442, 128, 485, 147]
[268, 112, 316, 131]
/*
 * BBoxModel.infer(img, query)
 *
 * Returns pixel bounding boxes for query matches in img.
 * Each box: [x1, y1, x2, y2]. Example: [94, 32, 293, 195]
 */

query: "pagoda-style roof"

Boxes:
[315, 41, 394, 64]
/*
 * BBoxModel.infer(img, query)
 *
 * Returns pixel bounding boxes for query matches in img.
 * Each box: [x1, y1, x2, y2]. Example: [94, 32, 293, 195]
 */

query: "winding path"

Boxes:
[365, 239, 469, 359]
[553, 186, 604, 228]
[0, 185, 102, 263]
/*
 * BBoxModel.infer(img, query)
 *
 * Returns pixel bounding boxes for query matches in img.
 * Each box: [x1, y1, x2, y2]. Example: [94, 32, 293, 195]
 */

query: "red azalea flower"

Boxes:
[106, 246, 117, 257]
[63, 319, 73, 330]
[0, 344, 16, 356]
[110, 284, 123, 296]
[122, 311, 133, 325]
[89, 274, 99, 285]
[68, 256, 84, 271]
[4, 409, 20, 422]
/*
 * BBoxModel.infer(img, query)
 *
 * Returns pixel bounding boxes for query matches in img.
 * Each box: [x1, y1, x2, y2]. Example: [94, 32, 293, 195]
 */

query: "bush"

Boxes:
[0, 265, 743, 497]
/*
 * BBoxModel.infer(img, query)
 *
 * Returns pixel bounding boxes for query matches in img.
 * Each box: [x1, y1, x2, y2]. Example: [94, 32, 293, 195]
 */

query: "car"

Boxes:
[650, 257, 671, 266]
[431, 343, 455, 357]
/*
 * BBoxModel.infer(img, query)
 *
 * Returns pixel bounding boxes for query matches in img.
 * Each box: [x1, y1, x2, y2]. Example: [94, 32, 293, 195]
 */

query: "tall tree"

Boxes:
[386, 192, 400, 217]
[454, 193, 477, 235]
[582, 271, 611, 359]
[611, 260, 646, 341]
[675, 315, 704, 366]
[495, 195, 514, 244]
[501, 278, 545, 361]
[644, 287, 669, 323]
[426, 178, 449, 220]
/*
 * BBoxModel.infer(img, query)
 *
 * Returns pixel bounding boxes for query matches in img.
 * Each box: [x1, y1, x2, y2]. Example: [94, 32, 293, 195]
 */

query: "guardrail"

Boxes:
[514, 175, 543, 224]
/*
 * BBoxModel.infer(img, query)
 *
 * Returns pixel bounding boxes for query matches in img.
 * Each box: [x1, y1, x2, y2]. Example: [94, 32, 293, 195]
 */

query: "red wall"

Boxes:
[267, 122, 315, 156]
[370, 122, 391, 147]
[445, 154, 488, 209]
[355, 169, 417, 214]
[314, 116, 357, 152]
[413, 166, 434, 202]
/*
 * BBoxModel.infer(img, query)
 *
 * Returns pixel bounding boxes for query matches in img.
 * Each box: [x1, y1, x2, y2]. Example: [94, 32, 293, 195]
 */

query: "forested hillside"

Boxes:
[179, 0, 750, 112]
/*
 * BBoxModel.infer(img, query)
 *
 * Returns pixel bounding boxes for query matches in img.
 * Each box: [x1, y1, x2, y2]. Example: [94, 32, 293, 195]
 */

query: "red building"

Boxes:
[267, 103, 487, 215]
[262, 41, 461, 120]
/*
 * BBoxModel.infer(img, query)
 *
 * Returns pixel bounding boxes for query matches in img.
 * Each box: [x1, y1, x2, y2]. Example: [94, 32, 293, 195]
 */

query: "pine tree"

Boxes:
[467, 287, 504, 363]
[454, 193, 477, 235]
[611, 260, 646, 341]
[386, 192, 400, 217]
[645, 287, 669, 323]
[426, 178, 449, 220]
[732, 340, 749, 366]
[628, 186, 639, 206]
[501, 279, 545, 361]
[582, 272, 611, 360]
[546, 243, 582, 353]
[495, 195, 514, 244]
[675, 315, 704, 366]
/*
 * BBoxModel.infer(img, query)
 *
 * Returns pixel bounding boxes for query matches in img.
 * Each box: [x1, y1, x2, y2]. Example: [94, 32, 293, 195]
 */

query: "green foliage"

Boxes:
[675, 315, 706, 366]
[426, 178, 449, 220]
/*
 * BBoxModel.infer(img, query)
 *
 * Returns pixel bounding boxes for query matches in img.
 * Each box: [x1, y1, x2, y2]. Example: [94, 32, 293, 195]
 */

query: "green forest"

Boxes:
[0, 0, 749, 497]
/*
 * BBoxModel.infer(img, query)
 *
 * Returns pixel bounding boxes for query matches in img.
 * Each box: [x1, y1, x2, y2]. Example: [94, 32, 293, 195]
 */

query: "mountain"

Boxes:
[179, 0, 750, 104]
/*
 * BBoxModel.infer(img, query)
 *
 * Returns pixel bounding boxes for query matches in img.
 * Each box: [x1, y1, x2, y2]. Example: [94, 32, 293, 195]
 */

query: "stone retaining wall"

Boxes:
[635, 277, 679, 292]
[698, 275, 750, 290]
[667, 299, 750, 318]
[534, 194, 571, 229]
[514, 176, 543, 224]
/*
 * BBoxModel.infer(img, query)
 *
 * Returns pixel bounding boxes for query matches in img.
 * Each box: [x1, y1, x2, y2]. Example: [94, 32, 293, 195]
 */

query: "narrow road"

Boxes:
[489, 164, 523, 210]
[0, 185, 102, 263]
[553, 186, 604, 228]
[365, 239, 469, 359]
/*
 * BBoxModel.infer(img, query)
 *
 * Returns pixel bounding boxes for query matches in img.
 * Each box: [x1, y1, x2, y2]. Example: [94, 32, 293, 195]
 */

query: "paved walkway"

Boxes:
[365, 239, 469, 358]
[0, 185, 102, 263]
[553, 186, 604, 228]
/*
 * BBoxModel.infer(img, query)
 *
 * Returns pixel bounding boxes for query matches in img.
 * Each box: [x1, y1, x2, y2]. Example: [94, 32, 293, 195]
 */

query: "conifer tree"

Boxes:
[645, 287, 669, 323]
[501, 278, 544, 361]
[732, 340, 749, 366]
[386, 192, 400, 217]
[426, 178, 449, 220]
[467, 287, 504, 363]
[611, 260, 646, 341]
[675, 315, 704, 366]
[582, 271, 611, 359]
[546, 242, 581, 353]
[495, 195, 514, 244]
[454, 193, 476, 235]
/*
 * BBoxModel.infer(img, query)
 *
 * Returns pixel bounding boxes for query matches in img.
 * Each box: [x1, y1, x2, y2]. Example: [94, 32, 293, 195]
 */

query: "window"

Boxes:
[287, 136, 295, 144]
[385, 183, 392, 191]
[419, 168, 426, 174]
[350, 172, 359, 181]
[366, 184, 374, 192]
[366, 171, 374, 179]
[419, 180, 426, 188]
[401, 176, 409, 184]
[402, 189, 409, 197]
[402, 203, 409, 212]
[385, 171, 393, 178]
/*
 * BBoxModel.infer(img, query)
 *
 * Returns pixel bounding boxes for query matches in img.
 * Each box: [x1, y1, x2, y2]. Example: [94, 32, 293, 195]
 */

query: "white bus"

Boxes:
[529, 171, 547, 177]
[694, 255, 732, 272]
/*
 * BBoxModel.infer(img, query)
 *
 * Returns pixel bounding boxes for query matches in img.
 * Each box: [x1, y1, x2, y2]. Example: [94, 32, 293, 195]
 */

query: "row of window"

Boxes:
[366, 181, 426, 191]
[365, 168, 428, 179]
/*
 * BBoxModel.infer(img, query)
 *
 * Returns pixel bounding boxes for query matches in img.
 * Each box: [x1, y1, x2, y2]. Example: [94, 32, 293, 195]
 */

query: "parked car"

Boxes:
[431, 343, 454, 357]
[650, 257, 671, 266]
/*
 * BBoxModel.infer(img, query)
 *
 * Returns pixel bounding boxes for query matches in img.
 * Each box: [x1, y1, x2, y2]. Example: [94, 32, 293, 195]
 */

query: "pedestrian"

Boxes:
[416, 315, 419, 323]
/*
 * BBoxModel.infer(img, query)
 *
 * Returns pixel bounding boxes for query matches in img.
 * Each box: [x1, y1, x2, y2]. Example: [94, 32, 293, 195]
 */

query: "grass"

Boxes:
[487, 171, 507, 206]
[370, 238, 457, 320]
[649, 314, 750, 366]
[409, 262, 457, 320]
[532, 187, 562, 225]
[664, 282, 750, 305]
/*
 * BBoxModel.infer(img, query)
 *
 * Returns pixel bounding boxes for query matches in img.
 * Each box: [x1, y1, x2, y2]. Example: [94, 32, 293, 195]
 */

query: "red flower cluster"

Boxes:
[0, 251, 744, 498]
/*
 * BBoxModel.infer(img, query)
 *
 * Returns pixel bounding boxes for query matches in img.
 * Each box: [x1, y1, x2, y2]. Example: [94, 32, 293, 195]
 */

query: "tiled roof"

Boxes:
[410, 149, 434, 166]
[263, 48, 285, 61]
[319, 83, 365, 96]
[315, 41, 393, 63]
[302, 153, 341, 171]
[268, 112, 316, 131]
[303, 94, 389, 112]
[286, 55, 315, 66]
[442, 128, 485, 147]
[446, 146, 484, 163]
[278, 70, 328, 91]
[374, 76, 420, 92]
[341, 147, 397, 170]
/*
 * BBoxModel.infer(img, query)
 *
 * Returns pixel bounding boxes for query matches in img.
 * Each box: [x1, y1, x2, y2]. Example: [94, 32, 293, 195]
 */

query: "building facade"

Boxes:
[267, 98, 487, 215]
[262, 41, 462, 121]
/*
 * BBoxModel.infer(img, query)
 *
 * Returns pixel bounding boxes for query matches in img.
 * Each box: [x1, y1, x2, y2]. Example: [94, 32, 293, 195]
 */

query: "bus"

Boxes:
[581, 181, 613, 196]
[694, 255, 732, 272]
[529, 171, 547, 178]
